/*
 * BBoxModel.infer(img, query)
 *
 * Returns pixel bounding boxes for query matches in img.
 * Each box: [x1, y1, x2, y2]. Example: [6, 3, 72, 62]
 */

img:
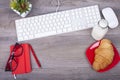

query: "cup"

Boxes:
[91, 19, 108, 40]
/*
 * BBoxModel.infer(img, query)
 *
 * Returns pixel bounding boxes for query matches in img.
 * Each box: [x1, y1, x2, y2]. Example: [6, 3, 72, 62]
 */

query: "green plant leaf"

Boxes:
[10, 0, 30, 14]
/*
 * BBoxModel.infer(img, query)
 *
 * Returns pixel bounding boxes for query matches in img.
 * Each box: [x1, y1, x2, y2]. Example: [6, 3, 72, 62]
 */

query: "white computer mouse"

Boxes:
[102, 7, 119, 28]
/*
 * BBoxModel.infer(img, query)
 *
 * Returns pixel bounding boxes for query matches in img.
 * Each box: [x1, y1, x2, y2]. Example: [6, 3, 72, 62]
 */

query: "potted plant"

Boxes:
[10, 0, 32, 17]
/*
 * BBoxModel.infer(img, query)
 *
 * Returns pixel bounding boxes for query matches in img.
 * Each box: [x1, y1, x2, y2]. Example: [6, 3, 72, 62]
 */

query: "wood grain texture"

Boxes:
[0, 0, 120, 80]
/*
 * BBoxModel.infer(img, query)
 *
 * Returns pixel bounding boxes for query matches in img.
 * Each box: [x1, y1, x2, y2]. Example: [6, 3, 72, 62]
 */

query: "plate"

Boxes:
[86, 40, 120, 72]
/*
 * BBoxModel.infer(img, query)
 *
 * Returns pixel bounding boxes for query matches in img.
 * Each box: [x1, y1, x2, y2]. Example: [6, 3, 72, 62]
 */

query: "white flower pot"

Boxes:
[11, 3, 32, 17]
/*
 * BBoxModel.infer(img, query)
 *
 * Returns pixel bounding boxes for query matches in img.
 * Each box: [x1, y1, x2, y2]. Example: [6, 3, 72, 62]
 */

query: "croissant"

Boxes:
[92, 39, 114, 71]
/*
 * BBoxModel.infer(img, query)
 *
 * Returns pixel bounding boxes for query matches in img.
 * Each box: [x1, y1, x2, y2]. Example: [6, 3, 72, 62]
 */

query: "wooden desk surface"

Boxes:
[0, 0, 120, 80]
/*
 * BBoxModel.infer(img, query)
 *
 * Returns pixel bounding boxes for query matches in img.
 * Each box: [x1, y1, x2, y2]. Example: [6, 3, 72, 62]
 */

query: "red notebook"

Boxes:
[8, 43, 41, 74]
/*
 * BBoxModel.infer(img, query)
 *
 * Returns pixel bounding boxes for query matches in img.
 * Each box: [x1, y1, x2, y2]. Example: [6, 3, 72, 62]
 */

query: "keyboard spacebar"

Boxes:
[35, 31, 57, 38]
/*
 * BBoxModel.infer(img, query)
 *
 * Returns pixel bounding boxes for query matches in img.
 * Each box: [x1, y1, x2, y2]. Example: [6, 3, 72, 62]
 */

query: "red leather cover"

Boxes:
[10, 44, 32, 74]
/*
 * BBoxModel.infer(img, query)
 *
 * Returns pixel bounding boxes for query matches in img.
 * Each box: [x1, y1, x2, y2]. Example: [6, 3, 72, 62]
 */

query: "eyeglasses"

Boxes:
[5, 43, 23, 72]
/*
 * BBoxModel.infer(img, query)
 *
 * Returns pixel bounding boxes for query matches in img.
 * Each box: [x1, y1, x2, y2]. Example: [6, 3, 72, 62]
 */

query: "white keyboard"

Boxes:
[15, 5, 101, 41]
